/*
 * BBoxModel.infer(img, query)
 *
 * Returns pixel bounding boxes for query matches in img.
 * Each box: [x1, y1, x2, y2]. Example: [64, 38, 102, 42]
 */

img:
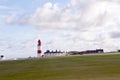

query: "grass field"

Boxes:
[0, 53, 120, 80]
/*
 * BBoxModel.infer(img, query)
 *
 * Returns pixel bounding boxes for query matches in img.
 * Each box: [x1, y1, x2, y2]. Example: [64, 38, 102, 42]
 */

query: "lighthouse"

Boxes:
[37, 39, 42, 57]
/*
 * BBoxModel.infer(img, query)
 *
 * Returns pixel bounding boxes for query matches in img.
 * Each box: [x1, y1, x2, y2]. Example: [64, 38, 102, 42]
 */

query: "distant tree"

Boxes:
[0, 55, 4, 59]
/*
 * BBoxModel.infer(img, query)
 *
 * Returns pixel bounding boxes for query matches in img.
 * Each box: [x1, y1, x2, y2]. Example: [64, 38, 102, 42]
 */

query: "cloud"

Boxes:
[5, 0, 120, 52]
[0, 5, 11, 10]
[6, 2, 75, 30]
[6, 14, 16, 24]
[0, 4, 19, 25]
[5, 0, 120, 29]
[0, 37, 37, 59]
[110, 32, 120, 39]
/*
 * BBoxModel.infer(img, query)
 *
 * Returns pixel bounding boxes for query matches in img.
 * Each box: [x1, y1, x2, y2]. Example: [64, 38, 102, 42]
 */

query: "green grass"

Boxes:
[0, 54, 120, 80]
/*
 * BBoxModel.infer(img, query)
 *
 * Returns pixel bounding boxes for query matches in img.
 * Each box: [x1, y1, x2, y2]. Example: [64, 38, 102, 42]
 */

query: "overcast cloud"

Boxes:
[1, 0, 120, 59]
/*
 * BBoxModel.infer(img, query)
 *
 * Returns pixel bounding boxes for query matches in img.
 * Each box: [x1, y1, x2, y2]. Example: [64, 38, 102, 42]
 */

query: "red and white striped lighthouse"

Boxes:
[37, 39, 42, 57]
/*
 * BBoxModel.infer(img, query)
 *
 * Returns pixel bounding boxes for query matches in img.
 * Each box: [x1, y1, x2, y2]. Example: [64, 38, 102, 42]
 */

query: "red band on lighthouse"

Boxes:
[37, 50, 42, 54]
[38, 40, 41, 46]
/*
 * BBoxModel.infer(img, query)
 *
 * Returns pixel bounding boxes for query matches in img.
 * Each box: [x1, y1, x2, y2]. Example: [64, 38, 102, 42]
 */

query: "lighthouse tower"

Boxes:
[37, 39, 42, 57]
